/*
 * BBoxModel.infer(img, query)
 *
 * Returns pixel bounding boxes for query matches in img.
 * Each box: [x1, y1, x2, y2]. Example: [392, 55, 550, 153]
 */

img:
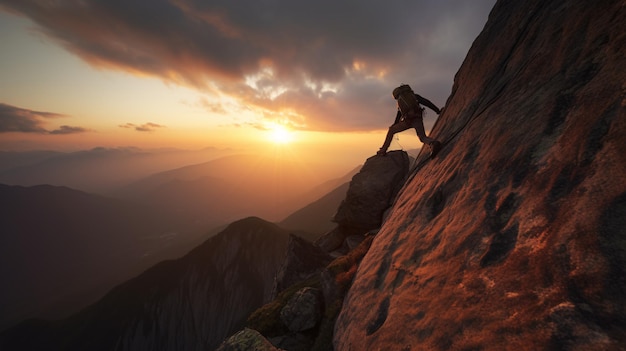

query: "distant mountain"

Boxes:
[0, 217, 291, 351]
[0, 149, 359, 228]
[0, 147, 232, 193]
[117, 154, 353, 223]
[280, 182, 350, 235]
[0, 184, 209, 330]
[279, 166, 359, 235]
[0, 150, 63, 173]
[0, 151, 358, 332]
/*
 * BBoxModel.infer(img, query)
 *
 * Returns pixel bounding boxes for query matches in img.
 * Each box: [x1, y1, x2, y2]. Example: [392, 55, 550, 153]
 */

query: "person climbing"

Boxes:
[377, 84, 443, 157]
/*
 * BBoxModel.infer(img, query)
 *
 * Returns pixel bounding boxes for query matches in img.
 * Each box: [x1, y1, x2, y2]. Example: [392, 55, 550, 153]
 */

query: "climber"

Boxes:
[377, 84, 443, 157]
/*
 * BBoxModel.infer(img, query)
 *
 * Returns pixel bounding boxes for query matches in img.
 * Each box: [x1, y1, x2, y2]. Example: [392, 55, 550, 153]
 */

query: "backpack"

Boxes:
[392, 84, 421, 117]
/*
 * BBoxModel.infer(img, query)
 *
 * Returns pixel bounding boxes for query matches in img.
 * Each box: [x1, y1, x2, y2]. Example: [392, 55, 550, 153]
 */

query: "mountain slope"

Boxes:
[118, 154, 353, 223]
[335, 0, 626, 349]
[0, 184, 205, 330]
[0, 217, 291, 351]
[279, 182, 349, 235]
[278, 167, 358, 235]
[0, 150, 63, 173]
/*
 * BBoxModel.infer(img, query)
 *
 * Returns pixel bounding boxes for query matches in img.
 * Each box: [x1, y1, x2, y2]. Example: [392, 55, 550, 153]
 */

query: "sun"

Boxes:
[268, 124, 294, 144]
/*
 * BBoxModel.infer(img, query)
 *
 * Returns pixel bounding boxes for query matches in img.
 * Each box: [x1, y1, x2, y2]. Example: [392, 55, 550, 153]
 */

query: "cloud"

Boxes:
[197, 98, 227, 114]
[0, 102, 63, 133]
[119, 122, 165, 132]
[1, 0, 496, 132]
[48, 125, 90, 134]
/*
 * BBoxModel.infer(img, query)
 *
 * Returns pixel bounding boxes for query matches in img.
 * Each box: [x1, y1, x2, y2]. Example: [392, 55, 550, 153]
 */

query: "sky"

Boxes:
[0, 0, 496, 165]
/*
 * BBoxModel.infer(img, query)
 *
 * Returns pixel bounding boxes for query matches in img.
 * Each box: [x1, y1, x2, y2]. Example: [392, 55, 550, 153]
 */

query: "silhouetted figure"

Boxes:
[377, 84, 442, 157]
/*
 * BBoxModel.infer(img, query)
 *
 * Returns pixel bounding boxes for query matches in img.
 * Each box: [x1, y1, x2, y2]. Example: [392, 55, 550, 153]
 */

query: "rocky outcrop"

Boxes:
[216, 328, 281, 351]
[333, 150, 409, 230]
[241, 151, 407, 351]
[316, 151, 409, 253]
[245, 236, 374, 351]
[280, 288, 323, 333]
[273, 235, 333, 296]
[335, 0, 626, 350]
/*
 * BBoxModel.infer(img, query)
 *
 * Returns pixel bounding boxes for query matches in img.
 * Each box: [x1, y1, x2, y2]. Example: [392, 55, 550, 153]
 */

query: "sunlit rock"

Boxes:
[335, 0, 626, 349]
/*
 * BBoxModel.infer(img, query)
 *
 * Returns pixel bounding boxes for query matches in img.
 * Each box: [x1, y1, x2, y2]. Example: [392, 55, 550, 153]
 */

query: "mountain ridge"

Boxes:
[0, 183, 209, 330]
[116, 153, 357, 223]
[0, 147, 233, 193]
[0, 216, 291, 351]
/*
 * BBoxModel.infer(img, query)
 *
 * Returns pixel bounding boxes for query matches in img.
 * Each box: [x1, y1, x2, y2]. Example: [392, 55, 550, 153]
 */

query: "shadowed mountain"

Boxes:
[0, 184, 208, 331]
[0, 217, 291, 351]
[0, 153, 355, 333]
[279, 182, 350, 236]
[279, 166, 359, 235]
[0, 150, 63, 173]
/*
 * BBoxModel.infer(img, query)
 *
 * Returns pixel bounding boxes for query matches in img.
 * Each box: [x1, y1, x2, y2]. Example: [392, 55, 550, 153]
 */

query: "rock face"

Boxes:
[333, 151, 409, 231]
[216, 328, 281, 351]
[246, 236, 374, 351]
[243, 151, 409, 350]
[273, 235, 333, 296]
[335, 0, 626, 350]
[280, 288, 323, 333]
[316, 151, 409, 252]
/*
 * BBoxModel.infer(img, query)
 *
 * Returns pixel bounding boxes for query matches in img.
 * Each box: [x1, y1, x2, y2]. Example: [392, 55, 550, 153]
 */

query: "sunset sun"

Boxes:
[268, 124, 294, 144]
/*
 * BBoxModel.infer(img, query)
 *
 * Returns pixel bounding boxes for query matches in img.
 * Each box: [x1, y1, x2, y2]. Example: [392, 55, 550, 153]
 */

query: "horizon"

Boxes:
[0, 0, 496, 171]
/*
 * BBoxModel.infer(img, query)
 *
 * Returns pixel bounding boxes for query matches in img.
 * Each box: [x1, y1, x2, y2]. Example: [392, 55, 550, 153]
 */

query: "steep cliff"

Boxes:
[335, 0, 626, 350]
[239, 152, 410, 350]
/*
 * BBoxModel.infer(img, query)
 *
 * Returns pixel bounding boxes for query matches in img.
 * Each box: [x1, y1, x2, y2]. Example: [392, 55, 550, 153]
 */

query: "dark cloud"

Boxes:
[49, 125, 90, 134]
[0, 102, 62, 133]
[119, 122, 165, 132]
[1, 0, 496, 131]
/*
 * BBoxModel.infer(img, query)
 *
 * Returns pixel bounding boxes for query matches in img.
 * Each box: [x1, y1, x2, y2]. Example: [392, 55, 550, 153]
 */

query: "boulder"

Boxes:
[333, 150, 409, 230]
[344, 234, 366, 251]
[279, 287, 323, 333]
[314, 226, 349, 254]
[268, 333, 314, 351]
[216, 328, 281, 351]
[316, 151, 409, 252]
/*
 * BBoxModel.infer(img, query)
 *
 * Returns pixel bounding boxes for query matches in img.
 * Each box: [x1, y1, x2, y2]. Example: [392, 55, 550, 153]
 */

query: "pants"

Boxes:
[380, 115, 436, 152]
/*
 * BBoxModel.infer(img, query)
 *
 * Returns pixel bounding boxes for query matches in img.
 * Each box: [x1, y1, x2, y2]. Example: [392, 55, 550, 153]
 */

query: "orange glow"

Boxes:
[267, 123, 294, 144]
[352, 60, 366, 71]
